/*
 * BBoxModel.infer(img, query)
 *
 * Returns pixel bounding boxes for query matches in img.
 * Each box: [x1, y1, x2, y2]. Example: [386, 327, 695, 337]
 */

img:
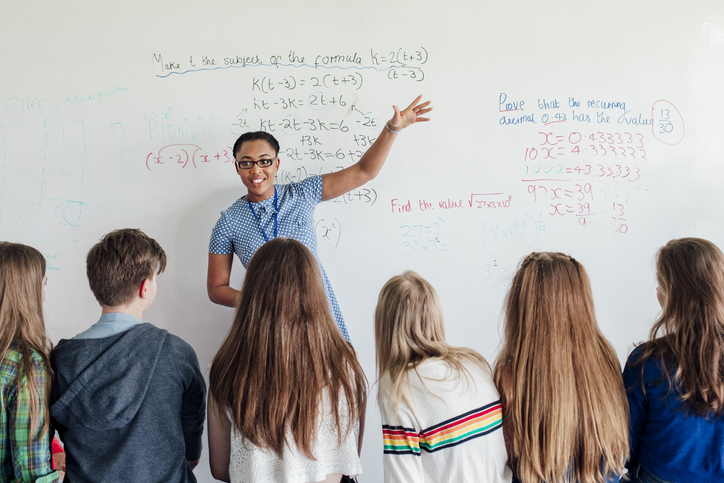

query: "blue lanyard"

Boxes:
[247, 188, 278, 242]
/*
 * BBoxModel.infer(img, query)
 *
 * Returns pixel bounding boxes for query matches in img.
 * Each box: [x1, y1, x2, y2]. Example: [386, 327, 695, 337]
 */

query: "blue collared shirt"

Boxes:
[208, 176, 350, 342]
[75, 312, 142, 340]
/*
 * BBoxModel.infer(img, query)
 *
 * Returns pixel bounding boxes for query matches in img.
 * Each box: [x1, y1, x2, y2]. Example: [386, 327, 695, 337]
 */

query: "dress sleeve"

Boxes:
[622, 346, 647, 469]
[297, 175, 323, 204]
[9, 360, 58, 482]
[209, 212, 234, 255]
[378, 378, 424, 482]
[173, 337, 207, 462]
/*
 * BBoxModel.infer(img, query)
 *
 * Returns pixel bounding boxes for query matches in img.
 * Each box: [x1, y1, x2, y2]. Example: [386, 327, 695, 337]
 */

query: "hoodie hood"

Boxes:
[50, 323, 167, 430]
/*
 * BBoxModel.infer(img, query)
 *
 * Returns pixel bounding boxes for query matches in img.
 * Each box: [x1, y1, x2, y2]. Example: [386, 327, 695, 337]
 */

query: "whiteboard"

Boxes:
[2, 1, 724, 481]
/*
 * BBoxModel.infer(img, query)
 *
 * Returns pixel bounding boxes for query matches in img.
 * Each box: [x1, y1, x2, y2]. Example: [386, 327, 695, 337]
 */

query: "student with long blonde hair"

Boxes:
[624, 238, 724, 483]
[0, 242, 58, 482]
[494, 252, 628, 483]
[207, 238, 367, 483]
[376, 271, 511, 482]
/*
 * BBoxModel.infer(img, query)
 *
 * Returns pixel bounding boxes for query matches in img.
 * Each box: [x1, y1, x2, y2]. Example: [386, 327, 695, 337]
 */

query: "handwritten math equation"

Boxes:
[519, 127, 654, 234]
[499, 92, 684, 235]
[481, 213, 547, 258]
[392, 194, 514, 256]
[250, 93, 351, 111]
[143, 142, 378, 208]
[315, 217, 342, 249]
[396, 211, 548, 260]
[145, 135, 376, 171]
[237, 116, 361, 136]
[144, 108, 381, 144]
[498, 93, 684, 146]
[151, 47, 428, 80]
[399, 217, 461, 256]
[145, 47, 433, 231]
[523, 131, 648, 163]
[524, 179, 647, 233]
[390, 193, 513, 214]
[250, 74, 364, 94]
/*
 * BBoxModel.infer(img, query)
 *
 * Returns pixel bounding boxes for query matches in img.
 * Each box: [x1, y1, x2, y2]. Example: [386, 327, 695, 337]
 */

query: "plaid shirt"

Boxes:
[0, 346, 57, 482]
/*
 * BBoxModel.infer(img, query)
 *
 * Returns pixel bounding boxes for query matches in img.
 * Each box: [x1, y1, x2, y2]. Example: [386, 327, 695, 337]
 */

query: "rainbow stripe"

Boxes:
[383, 401, 503, 456]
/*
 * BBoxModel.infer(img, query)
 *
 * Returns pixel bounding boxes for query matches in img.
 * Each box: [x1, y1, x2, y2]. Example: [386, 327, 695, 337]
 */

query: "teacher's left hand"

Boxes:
[388, 95, 432, 131]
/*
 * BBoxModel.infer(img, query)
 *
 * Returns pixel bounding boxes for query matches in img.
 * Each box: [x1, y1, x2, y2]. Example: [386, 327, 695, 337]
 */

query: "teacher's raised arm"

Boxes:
[207, 96, 431, 342]
[320, 95, 432, 201]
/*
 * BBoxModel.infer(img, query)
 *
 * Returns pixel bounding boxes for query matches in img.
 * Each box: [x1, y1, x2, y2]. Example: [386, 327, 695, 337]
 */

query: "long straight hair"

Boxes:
[209, 238, 366, 458]
[494, 252, 628, 483]
[634, 237, 724, 416]
[0, 242, 53, 435]
[375, 271, 490, 410]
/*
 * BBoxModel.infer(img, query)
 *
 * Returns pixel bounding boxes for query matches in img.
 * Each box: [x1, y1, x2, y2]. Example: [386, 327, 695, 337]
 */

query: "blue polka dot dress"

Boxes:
[209, 176, 350, 342]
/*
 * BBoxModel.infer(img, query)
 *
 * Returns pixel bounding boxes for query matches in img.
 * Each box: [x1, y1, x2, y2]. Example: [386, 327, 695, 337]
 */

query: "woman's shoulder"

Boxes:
[626, 339, 674, 367]
[0, 345, 48, 386]
[213, 196, 250, 225]
[280, 176, 323, 202]
[378, 370, 395, 397]
[623, 340, 675, 387]
[0, 346, 21, 377]
[626, 342, 648, 365]
[456, 357, 498, 393]
[2, 344, 46, 364]
[24, 346, 49, 376]
[404, 358, 449, 382]
[412, 358, 496, 394]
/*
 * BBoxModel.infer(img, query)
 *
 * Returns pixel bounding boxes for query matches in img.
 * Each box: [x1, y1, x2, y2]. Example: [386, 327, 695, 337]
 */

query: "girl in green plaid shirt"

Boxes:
[0, 243, 58, 482]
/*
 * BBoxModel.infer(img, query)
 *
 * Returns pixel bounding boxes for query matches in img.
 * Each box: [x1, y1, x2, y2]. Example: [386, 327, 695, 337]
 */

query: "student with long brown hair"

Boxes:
[207, 238, 367, 483]
[376, 271, 512, 482]
[494, 252, 628, 483]
[624, 237, 724, 483]
[0, 242, 58, 482]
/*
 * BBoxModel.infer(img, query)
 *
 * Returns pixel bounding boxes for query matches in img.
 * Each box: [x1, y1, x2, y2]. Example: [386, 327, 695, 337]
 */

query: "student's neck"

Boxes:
[101, 303, 144, 321]
[245, 186, 276, 203]
[245, 193, 274, 203]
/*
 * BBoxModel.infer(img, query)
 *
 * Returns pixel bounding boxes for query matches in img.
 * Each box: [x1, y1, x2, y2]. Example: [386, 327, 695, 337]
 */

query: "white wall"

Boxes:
[2, 1, 724, 481]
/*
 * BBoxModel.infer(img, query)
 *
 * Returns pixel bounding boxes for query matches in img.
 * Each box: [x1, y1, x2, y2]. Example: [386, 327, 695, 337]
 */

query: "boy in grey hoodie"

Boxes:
[50, 228, 206, 483]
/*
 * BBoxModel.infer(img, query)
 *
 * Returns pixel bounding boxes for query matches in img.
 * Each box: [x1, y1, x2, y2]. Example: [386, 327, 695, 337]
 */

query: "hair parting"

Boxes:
[232, 131, 281, 158]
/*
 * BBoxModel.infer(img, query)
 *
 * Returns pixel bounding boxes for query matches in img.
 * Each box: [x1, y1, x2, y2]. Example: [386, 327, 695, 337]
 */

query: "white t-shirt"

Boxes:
[379, 358, 513, 482]
[228, 388, 362, 483]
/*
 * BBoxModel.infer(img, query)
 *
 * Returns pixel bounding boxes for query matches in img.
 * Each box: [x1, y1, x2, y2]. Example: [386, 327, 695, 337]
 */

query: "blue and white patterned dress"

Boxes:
[209, 175, 349, 341]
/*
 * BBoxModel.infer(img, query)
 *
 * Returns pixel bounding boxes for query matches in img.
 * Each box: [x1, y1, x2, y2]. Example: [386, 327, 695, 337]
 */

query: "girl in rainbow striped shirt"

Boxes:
[375, 271, 512, 482]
